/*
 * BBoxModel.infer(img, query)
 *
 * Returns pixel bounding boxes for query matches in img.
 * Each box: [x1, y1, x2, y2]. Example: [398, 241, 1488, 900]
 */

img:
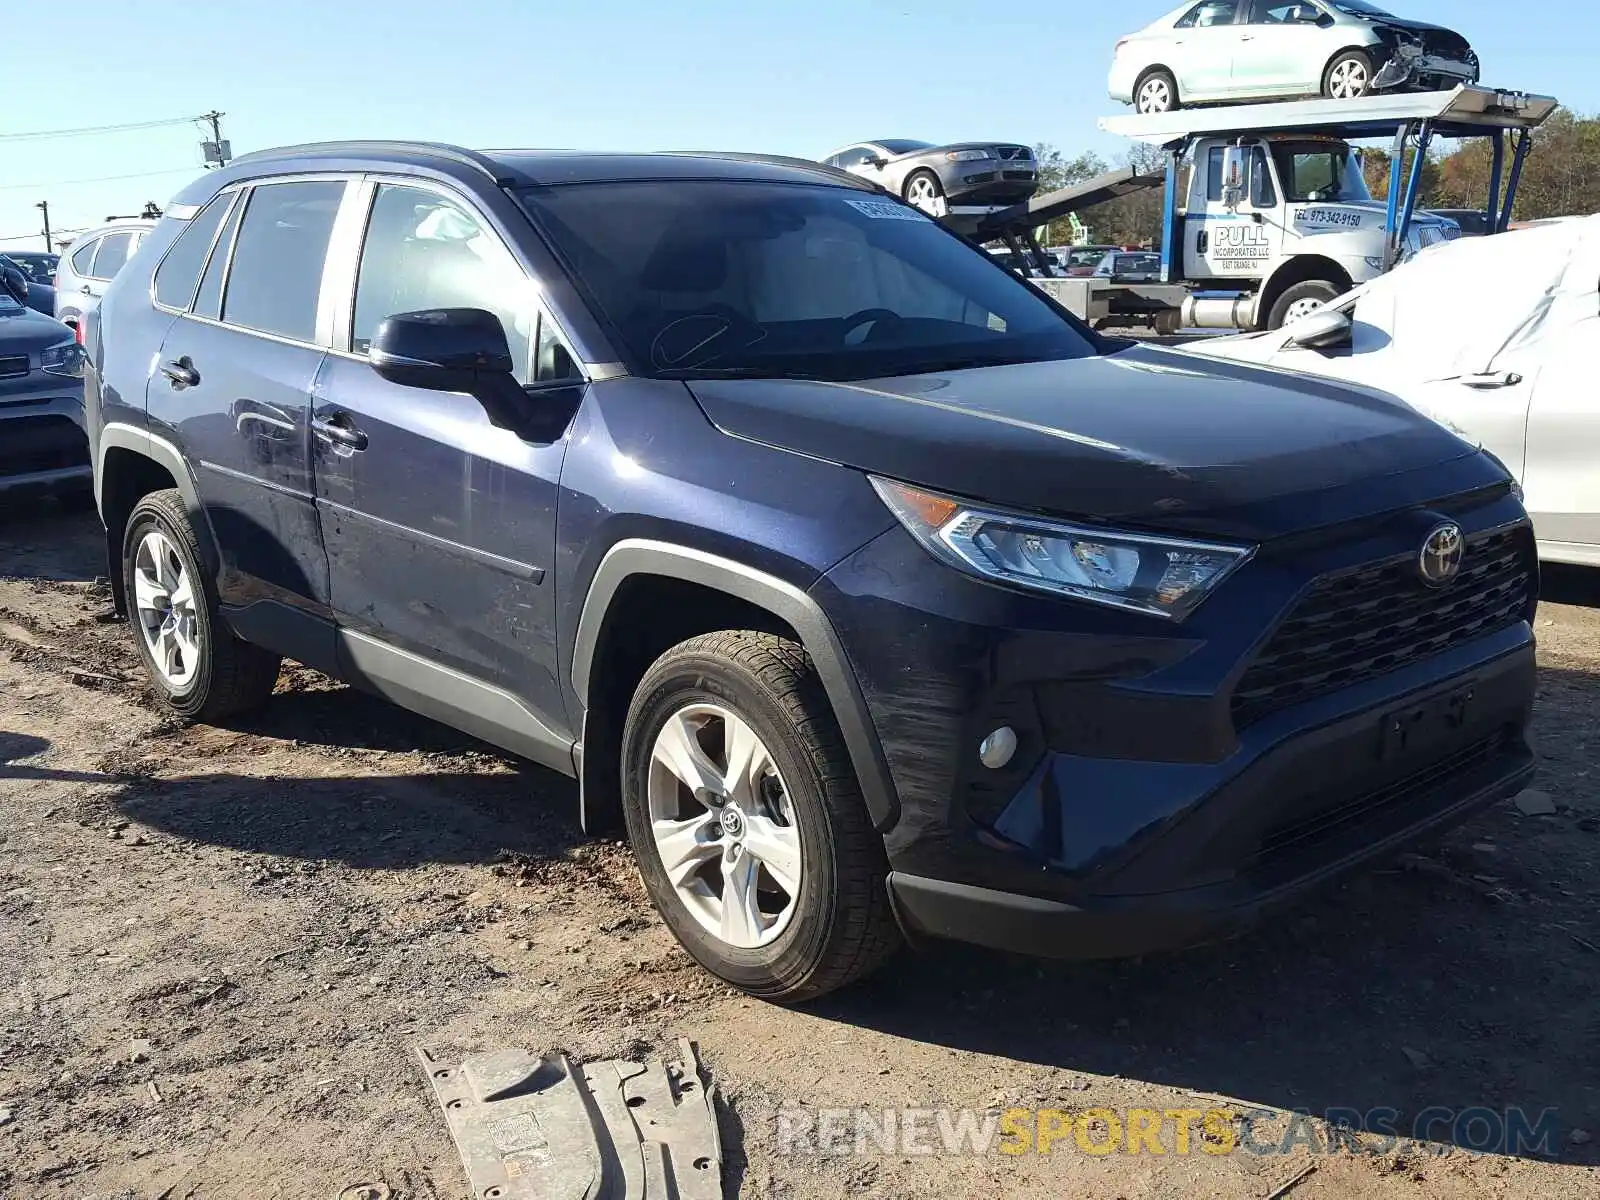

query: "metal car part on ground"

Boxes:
[418, 1040, 721, 1200]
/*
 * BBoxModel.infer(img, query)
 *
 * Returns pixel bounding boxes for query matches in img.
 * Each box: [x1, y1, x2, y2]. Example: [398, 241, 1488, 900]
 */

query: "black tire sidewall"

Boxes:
[622, 653, 843, 995]
[122, 496, 218, 717]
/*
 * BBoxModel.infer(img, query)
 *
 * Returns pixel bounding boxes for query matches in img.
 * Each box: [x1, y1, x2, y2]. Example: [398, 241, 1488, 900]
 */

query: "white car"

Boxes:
[1110, 1, 1480, 114]
[1180, 216, 1600, 565]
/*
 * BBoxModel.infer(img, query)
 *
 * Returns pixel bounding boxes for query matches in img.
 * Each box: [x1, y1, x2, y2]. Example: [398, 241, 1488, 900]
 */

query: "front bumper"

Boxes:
[943, 167, 1038, 207]
[813, 485, 1537, 960]
[1374, 52, 1480, 92]
[0, 386, 90, 496]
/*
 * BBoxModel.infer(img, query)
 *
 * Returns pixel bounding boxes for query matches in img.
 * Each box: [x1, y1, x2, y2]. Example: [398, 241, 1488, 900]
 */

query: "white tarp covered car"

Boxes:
[1180, 215, 1600, 565]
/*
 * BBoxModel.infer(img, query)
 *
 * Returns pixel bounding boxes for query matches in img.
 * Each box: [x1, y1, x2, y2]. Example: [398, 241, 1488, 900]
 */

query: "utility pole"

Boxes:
[201, 110, 231, 169]
[36, 201, 51, 251]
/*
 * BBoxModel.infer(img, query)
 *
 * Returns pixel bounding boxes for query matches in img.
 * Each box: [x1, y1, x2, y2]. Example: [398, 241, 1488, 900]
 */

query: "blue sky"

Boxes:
[2, 0, 1594, 250]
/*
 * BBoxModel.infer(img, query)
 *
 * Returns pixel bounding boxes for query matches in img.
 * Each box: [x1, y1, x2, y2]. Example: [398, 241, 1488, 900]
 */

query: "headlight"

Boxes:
[945, 149, 992, 162]
[871, 477, 1255, 621]
[39, 340, 87, 378]
[1363, 256, 1386, 271]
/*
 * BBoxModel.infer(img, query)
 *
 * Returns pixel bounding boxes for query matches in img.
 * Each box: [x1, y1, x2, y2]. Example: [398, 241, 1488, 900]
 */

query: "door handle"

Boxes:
[1197, 229, 1210, 254]
[312, 412, 369, 452]
[79, 284, 93, 294]
[1239, 33, 1255, 40]
[160, 358, 199, 389]
[1460, 371, 1523, 389]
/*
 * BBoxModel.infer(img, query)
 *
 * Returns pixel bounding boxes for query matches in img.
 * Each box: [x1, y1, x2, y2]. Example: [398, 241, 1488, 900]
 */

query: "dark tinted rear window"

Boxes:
[221, 180, 344, 342]
[154, 194, 235, 311]
[91, 232, 135, 280]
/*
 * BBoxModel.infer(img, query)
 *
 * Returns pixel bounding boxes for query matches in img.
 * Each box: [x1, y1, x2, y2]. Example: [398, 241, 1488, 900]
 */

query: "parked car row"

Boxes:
[0, 265, 90, 504]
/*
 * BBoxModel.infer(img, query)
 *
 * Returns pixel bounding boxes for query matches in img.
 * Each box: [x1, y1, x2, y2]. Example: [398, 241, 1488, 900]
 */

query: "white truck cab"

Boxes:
[1180, 132, 1460, 327]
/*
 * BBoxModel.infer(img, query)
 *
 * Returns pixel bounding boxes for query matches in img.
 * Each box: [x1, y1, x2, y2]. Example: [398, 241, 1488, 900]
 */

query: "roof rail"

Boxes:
[663, 151, 875, 189]
[228, 140, 518, 185]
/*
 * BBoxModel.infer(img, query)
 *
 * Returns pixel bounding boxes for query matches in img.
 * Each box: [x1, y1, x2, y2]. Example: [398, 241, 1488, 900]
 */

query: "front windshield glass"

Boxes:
[517, 181, 1099, 381]
[1269, 141, 1374, 204]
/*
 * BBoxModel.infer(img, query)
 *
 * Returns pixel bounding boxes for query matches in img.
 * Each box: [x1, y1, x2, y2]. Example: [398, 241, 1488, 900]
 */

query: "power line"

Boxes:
[0, 115, 203, 143]
[0, 166, 198, 192]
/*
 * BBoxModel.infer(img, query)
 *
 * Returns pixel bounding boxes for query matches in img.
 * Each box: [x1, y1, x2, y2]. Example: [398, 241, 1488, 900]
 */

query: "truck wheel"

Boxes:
[903, 170, 947, 217]
[621, 630, 901, 1003]
[1266, 280, 1342, 330]
[122, 489, 282, 721]
[1324, 50, 1374, 100]
[1135, 69, 1180, 114]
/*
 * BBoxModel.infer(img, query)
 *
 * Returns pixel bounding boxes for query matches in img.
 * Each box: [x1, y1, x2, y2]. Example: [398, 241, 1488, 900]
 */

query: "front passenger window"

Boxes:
[352, 184, 536, 382]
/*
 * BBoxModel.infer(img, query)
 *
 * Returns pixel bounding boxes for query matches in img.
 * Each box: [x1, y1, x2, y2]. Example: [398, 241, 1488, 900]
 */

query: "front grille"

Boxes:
[996, 146, 1031, 161]
[1253, 731, 1508, 868]
[0, 414, 89, 476]
[1003, 170, 1037, 181]
[964, 171, 997, 184]
[0, 355, 28, 379]
[1233, 526, 1534, 727]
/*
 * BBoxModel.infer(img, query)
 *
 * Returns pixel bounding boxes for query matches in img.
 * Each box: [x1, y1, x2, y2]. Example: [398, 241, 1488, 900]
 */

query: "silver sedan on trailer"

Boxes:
[1110, 0, 1480, 114]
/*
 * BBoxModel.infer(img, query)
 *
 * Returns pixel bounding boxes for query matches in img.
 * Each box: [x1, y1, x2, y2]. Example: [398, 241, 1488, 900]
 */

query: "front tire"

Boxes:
[902, 169, 947, 217]
[1265, 279, 1343, 330]
[621, 631, 901, 1003]
[1135, 69, 1180, 114]
[122, 489, 281, 721]
[1324, 50, 1374, 100]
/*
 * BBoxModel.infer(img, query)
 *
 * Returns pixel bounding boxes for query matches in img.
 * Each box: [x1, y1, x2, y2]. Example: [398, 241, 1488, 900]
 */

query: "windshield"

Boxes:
[1269, 141, 1374, 204]
[1323, 0, 1393, 15]
[517, 181, 1099, 381]
[876, 139, 934, 155]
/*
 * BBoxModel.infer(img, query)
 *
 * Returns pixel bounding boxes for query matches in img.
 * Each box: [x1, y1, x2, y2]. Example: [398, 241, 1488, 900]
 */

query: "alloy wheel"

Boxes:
[1329, 60, 1370, 99]
[646, 703, 802, 950]
[904, 175, 947, 217]
[132, 528, 201, 690]
[1137, 78, 1173, 113]
[1283, 296, 1328, 324]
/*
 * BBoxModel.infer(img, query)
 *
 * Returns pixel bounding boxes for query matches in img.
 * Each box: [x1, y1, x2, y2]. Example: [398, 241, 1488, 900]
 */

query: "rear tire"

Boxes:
[1266, 279, 1344, 330]
[1135, 69, 1180, 114]
[1324, 49, 1374, 100]
[121, 489, 281, 722]
[621, 631, 901, 1003]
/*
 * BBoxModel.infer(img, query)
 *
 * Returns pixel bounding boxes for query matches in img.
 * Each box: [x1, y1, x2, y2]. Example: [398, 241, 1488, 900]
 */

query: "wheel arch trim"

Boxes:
[571, 539, 901, 831]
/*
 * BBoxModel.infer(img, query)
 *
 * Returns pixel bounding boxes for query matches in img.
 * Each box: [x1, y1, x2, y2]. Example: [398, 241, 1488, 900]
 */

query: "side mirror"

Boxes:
[1, 266, 28, 305]
[1221, 145, 1247, 212]
[370, 307, 533, 436]
[1287, 309, 1353, 350]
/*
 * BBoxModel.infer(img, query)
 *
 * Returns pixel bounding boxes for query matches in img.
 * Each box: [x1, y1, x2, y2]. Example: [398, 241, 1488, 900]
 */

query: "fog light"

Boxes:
[978, 727, 1018, 770]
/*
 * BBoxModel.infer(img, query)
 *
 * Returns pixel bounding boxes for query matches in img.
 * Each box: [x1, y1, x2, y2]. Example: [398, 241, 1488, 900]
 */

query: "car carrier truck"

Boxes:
[949, 84, 1557, 332]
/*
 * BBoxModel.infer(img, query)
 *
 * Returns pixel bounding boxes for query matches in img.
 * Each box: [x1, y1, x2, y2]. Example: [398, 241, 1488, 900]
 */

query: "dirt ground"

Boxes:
[2, 502, 1597, 1200]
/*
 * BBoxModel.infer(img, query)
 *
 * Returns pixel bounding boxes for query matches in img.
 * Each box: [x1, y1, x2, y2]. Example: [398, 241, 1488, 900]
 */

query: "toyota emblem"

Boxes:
[1418, 523, 1465, 587]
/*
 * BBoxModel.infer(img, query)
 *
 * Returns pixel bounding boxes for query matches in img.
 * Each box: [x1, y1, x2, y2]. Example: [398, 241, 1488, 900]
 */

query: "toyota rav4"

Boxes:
[83, 142, 1537, 1002]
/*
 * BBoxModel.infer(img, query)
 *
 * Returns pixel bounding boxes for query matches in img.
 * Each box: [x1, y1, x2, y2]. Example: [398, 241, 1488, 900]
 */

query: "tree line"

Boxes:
[1033, 107, 1599, 247]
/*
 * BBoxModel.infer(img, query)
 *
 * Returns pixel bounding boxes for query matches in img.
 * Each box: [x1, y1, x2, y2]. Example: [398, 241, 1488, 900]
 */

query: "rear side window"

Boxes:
[221, 180, 345, 342]
[194, 193, 246, 320]
[154, 194, 234, 310]
[91, 232, 135, 280]
[69, 238, 99, 275]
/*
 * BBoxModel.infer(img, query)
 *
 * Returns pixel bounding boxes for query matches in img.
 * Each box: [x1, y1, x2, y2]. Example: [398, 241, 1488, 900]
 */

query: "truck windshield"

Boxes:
[1269, 142, 1373, 204]
[517, 180, 1100, 381]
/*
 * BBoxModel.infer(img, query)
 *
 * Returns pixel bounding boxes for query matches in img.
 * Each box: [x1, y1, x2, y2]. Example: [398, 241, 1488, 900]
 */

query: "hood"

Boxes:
[687, 347, 1504, 543]
[912, 141, 1029, 159]
[0, 302, 74, 354]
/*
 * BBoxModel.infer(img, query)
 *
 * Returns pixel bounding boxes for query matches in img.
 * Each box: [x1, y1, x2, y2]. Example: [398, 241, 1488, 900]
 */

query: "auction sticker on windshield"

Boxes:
[845, 198, 930, 222]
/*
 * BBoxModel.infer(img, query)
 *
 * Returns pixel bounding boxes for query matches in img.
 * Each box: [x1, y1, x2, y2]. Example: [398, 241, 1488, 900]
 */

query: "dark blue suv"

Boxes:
[85, 142, 1537, 1002]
